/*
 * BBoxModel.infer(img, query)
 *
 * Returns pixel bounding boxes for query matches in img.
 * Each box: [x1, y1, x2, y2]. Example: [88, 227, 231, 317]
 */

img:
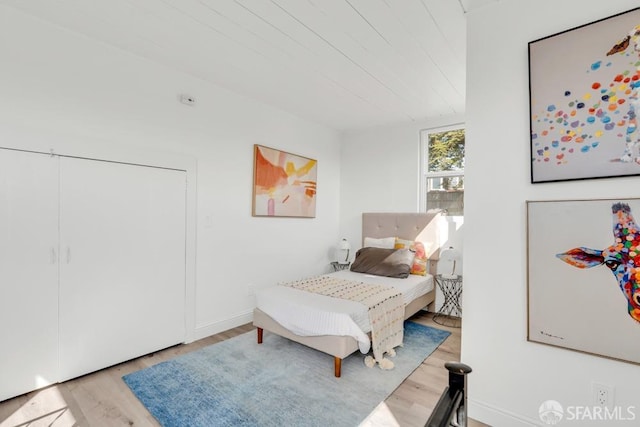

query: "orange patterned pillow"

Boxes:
[394, 238, 428, 276]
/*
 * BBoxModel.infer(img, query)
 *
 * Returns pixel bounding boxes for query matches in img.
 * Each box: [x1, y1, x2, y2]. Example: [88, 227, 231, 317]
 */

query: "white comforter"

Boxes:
[254, 270, 434, 354]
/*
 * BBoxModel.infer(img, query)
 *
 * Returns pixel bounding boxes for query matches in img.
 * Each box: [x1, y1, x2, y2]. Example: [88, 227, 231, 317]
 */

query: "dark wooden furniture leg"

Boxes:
[257, 327, 263, 344]
[334, 357, 342, 378]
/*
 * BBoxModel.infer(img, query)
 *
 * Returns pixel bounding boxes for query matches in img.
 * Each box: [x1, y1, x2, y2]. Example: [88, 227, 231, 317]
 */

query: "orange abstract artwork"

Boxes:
[252, 145, 317, 217]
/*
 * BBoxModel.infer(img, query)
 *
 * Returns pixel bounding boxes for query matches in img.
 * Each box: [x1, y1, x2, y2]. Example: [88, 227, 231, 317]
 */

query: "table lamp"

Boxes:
[440, 246, 461, 278]
[336, 238, 351, 264]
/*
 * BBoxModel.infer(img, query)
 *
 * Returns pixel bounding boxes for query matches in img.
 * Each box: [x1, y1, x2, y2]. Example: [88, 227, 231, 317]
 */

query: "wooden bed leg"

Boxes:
[257, 327, 263, 344]
[334, 357, 342, 378]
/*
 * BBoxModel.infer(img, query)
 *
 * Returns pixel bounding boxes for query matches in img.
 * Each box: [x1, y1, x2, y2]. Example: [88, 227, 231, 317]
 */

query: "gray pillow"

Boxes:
[350, 247, 415, 278]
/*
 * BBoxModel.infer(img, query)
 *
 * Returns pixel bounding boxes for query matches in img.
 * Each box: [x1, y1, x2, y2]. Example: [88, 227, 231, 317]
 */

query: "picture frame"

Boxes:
[526, 198, 640, 365]
[529, 7, 640, 183]
[252, 144, 317, 218]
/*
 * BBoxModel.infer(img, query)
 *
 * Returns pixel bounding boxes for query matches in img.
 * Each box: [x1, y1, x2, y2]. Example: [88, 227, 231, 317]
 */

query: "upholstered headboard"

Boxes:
[362, 211, 444, 271]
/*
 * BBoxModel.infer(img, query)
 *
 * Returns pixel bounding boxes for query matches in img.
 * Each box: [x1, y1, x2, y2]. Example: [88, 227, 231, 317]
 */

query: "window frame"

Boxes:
[419, 123, 465, 213]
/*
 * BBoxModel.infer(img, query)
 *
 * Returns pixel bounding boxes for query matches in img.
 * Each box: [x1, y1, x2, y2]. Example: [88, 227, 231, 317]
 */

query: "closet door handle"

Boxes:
[50, 247, 57, 264]
[66, 247, 71, 264]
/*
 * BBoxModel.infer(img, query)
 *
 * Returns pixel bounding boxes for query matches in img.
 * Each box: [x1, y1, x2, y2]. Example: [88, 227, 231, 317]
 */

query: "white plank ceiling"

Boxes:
[1, 0, 498, 131]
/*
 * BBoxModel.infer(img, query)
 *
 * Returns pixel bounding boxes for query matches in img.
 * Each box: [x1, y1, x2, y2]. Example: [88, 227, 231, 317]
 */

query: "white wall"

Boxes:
[464, 1, 640, 425]
[340, 118, 464, 309]
[0, 6, 342, 342]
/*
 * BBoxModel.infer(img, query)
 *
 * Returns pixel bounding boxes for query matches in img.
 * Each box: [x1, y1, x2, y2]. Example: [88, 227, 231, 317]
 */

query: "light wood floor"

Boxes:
[0, 312, 487, 427]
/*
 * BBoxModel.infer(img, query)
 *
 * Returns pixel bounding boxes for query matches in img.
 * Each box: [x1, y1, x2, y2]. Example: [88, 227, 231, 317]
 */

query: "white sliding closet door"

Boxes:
[58, 157, 186, 380]
[0, 149, 59, 401]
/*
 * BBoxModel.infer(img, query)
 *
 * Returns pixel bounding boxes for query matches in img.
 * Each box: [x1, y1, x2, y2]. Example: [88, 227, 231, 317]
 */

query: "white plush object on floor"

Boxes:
[378, 358, 394, 370]
[364, 352, 396, 370]
[364, 355, 376, 368]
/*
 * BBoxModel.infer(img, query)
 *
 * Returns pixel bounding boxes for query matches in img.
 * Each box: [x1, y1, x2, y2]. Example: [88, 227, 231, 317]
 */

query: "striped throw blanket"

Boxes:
[281, 275, 405, 368]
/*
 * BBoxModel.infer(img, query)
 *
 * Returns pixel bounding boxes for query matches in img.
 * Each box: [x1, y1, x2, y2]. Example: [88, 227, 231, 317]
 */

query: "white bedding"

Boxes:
[254, 270, 434, 354]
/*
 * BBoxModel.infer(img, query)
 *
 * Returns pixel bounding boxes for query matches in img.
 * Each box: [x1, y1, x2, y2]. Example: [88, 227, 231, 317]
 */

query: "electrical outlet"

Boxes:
[592, 382, 614, 408]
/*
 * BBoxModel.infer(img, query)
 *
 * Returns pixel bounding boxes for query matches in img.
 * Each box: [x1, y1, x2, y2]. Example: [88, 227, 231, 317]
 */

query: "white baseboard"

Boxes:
[469, 398, 540, 427]
[191, 310, 254, 342]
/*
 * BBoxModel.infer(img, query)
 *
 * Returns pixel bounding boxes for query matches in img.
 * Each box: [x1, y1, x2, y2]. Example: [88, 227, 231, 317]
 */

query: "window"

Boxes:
[420, 125, 465, 215]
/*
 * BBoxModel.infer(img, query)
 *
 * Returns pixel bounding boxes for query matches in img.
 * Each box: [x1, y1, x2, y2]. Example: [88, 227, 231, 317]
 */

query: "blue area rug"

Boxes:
[123, 321, 450, 427]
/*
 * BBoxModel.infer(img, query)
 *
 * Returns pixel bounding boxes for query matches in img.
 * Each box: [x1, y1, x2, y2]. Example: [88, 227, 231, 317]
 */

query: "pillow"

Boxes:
[363, 236, 396, 249]
[350, 247, 415, 278]
[394, 238, 428, 276]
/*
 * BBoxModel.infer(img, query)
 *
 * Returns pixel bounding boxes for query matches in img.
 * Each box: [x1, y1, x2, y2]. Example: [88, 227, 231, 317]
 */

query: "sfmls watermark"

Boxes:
[539, 400, 636, 425]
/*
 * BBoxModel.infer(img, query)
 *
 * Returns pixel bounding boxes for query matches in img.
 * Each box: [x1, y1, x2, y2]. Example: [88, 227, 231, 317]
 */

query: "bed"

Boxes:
[253, 211, 443, 377]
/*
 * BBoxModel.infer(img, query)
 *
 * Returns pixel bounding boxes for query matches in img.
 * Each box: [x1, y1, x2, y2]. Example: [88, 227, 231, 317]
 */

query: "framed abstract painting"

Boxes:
[526, 198, 640, 364]
[529, 7, 640, 183]
[252, 144, 317, 218]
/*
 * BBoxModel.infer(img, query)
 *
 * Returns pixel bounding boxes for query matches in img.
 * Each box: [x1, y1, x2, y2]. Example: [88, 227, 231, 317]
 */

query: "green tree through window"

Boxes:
[428, 129, 465, 174]
[422, 126, 465, 215]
